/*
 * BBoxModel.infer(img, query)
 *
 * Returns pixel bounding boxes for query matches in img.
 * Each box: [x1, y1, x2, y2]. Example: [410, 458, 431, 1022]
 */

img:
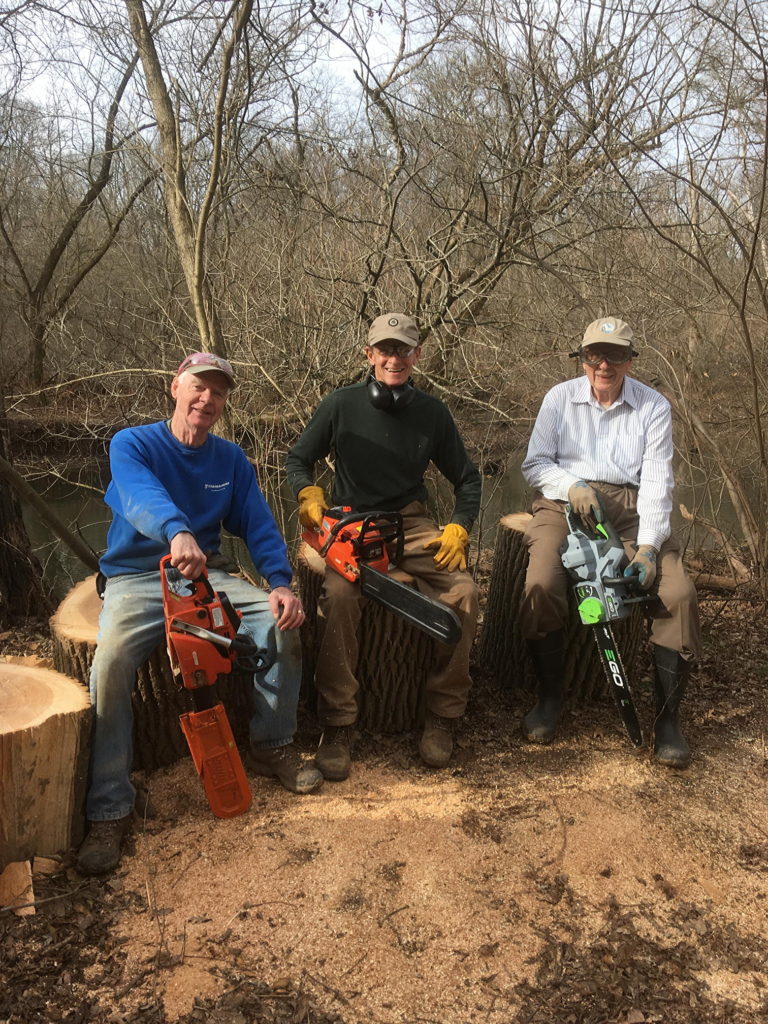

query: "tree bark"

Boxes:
[0, 661, 91, 869]
[296, 542, 437, 732]
[50, 576, 254, 772]
[477, 514, 645, 701]
[0, 393, 52, 627]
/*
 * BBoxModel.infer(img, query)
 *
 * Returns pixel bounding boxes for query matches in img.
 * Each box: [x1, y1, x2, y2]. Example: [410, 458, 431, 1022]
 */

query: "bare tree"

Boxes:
[0, 2, 150, 387]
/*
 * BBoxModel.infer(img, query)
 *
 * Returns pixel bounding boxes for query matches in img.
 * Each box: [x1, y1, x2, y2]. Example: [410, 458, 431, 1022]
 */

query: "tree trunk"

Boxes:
[0, 661, 91, 869]
[50, 576, 254, 772]
[477, 514, 645, 701]
[296, 542, 437, 732]
[0, 392, 52, 627]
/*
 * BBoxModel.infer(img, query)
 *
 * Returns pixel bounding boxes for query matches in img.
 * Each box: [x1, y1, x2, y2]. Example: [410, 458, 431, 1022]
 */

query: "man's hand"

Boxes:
[298, 485, 329, 530]
[269, 586, 305, 630]
[424, 523, 469, 572]
[624, 545, 658, 590]
[170, 531, 206, 579]
[567, 480, 604, 532]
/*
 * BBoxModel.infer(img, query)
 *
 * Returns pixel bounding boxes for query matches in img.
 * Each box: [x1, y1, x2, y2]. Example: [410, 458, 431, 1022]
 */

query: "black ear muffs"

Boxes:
[366, 373, 416, 411]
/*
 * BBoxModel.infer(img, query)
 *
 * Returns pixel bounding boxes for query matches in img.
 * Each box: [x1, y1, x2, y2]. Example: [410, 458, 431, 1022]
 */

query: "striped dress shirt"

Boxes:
[521, 375, 674, 550]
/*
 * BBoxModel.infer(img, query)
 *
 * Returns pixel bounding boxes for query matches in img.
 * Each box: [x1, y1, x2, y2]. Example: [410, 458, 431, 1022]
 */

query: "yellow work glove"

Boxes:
[424, 523, 469, 572]
[297, 485, 328, 530]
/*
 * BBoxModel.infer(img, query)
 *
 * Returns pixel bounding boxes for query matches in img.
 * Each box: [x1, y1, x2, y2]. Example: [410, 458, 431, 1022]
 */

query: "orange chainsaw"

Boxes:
[302, 507, 461, 644]
[160, 555, 271, 819]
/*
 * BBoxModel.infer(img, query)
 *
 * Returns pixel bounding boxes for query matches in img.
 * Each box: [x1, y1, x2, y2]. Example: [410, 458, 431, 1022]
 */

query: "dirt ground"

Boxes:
[3, 597, 768, 1024]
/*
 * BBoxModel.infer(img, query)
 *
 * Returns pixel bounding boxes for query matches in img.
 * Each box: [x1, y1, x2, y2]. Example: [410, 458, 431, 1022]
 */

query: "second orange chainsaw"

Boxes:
[303, 507, 462, 645]
[160, 555, 272, 819]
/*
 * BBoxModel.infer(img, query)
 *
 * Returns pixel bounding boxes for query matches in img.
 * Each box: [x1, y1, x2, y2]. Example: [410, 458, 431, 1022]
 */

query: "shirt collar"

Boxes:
[571, 374, 637, 409]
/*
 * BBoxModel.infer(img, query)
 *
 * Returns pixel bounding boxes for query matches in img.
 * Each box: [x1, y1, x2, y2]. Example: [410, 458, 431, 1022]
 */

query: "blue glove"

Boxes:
[624, 545, 658, 590]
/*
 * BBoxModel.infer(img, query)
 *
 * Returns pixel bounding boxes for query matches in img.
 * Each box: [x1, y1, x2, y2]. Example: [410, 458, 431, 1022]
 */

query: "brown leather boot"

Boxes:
[76, 815, 132, 875]
[315, 725, 353, 781]
[419, 711, 455, 768]
[248, 743, 323, 794]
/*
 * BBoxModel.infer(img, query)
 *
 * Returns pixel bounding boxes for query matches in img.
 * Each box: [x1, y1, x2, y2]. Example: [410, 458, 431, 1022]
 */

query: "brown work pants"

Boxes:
[520, 484, 702, 662]
[315, 502, 479, 725]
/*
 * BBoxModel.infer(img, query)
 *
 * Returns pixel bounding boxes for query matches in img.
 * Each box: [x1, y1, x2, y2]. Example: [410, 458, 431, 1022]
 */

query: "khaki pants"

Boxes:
[315, 502, 479, 724]
[521, 484, 701, 662]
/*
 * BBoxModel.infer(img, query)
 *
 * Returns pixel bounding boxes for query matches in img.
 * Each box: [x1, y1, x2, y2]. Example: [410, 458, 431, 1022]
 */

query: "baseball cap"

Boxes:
[582, 317, 634, 348]
[177, 352, 236, 387]
[368, 313, 420, 349]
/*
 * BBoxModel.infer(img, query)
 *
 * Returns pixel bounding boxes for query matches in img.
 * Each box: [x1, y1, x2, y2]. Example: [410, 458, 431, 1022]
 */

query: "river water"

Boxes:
[22, 451, 723, 601]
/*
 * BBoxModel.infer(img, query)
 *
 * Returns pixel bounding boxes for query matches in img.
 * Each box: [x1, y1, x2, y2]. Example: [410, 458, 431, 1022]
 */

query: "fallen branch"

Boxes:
[679, 504, 751, 584]
[0, 454, 100, 572]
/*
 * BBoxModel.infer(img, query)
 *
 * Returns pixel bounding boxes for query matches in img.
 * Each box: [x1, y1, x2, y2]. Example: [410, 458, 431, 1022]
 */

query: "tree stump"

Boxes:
[296, 542, 437, 732]
[478, 514, 645, 701]
[50, 576, 254, 773]
[0, 661, 91, 869]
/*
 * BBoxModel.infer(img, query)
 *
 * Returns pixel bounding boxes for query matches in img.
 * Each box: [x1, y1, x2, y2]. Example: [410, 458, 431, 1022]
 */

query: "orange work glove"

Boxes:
[297, 485, 328, 530]
[424, 523, 469, 572]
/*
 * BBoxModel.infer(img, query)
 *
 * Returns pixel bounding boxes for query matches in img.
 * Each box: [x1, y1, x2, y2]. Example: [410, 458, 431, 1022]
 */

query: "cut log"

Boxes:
[478, 514, 645, 701]
[0, 662, 91, 870]
[0, 860, 34, 915]
[296, 542, 437, 732]
[50, 576, 254, 773]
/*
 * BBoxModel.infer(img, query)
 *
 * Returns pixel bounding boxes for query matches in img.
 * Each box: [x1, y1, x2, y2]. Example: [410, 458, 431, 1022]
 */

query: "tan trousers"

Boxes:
[521, 484, 702, 662]
[315, 502, 479, 724]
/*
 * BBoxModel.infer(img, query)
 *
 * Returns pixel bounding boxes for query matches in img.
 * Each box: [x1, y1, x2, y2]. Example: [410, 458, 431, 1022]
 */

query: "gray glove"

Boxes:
[624, 545, 658, 590]
[567, 480, 604, 532]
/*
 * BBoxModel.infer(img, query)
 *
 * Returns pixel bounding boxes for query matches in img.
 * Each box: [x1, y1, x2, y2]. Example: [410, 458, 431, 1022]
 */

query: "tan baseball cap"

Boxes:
[582, 317, 634, 348]
[367, 313, 420, 349]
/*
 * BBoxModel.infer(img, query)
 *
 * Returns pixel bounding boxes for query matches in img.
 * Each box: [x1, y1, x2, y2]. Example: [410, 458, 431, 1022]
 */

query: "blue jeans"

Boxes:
[86, 570, 302, 821]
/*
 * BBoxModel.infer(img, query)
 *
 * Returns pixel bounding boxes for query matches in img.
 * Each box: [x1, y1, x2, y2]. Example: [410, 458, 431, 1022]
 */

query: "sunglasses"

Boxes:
[580, 348, 632, 366]
[372, 343, 416, 358]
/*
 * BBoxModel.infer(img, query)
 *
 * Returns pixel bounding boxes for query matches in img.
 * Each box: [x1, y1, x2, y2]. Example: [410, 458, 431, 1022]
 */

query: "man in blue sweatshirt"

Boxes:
[77, 352, 322, 876]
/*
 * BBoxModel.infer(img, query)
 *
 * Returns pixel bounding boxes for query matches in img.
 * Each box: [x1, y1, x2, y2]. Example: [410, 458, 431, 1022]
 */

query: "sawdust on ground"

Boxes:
[107, 652, 768, 1024]
[4, 602, 768, 1024]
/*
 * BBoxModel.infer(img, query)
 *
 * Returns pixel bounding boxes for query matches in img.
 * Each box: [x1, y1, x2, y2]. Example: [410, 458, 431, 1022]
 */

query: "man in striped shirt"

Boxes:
[520, 316, 701, 767]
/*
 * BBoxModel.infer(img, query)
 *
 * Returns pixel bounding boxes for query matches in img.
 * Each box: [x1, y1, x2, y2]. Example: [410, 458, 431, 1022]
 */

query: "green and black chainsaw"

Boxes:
[560, 505, 648, 747]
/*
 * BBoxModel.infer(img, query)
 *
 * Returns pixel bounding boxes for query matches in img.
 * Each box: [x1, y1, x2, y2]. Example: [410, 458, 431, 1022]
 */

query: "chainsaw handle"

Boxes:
[319, 509, 404, 561]
[160, 553, 216, 597]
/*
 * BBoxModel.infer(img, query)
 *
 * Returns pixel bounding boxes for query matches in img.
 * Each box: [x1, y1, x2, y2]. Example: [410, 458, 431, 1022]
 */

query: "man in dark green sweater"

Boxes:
[285, 313, 481, 780]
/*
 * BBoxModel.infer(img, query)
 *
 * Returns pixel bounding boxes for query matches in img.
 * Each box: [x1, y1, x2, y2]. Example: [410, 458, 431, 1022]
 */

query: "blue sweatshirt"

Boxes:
[99, 421, 292, 588]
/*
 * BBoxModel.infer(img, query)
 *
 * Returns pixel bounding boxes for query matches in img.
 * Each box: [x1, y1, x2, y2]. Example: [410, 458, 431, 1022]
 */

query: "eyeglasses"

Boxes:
[373, 342, 416, 358]
[580, 348, 631, 366]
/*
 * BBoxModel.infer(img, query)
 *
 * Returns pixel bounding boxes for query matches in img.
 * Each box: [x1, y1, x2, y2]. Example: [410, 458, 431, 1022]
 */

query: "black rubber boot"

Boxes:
[653, 645, 692, 769]
[522, 630, 565, 744]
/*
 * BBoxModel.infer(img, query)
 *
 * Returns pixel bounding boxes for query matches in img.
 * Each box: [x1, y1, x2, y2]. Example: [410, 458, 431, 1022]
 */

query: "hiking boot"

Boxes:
[76, 815, 131, 875]
[419, 711, 455, 768]
[248, 743, 323, 794]
[315, 725, 352, 781]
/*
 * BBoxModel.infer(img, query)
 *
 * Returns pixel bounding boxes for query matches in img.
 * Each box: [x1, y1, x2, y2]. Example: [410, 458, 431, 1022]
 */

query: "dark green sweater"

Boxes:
[286, 382, 481, 530]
